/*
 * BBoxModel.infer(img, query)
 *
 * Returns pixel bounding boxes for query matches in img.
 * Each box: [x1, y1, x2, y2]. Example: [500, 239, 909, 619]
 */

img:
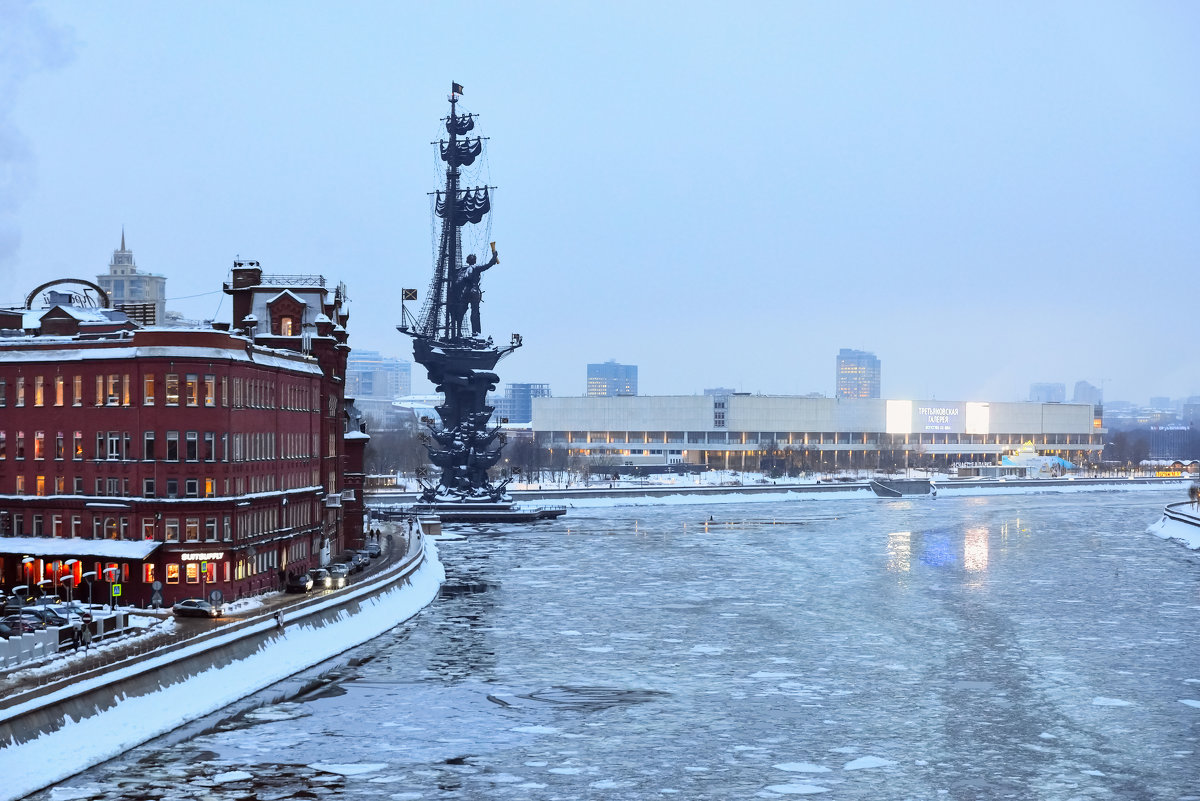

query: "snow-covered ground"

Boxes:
[0, 543, 445, 801]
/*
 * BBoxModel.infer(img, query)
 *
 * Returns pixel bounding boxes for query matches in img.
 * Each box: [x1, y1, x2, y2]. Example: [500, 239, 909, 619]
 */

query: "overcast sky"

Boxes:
[2, 1, 1196, 404]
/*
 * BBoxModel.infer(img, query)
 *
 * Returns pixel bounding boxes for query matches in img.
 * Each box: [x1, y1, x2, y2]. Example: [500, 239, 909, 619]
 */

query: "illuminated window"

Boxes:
[143, 563, 155, 582]
[166, 564, 180, 584]
[54, 375, 64, 406]
[33, 431, 44, 460]
[143, 374, 155, 405]
[186, 375, 199, 407]
[73, 376, 82, 406]
[204, 375, 216, 407]
[165, 374, 179, 406]
[33, 376, 43, 406]
[185, 563, 199, 583]
[165, 519, 179, 542]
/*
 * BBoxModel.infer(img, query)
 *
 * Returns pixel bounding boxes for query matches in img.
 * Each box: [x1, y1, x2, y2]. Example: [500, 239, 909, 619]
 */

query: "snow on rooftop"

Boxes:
[0, 537, 162, 560]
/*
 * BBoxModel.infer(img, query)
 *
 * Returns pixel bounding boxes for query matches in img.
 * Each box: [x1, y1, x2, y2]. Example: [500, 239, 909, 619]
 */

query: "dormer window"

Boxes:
[280, 317, 296, 336]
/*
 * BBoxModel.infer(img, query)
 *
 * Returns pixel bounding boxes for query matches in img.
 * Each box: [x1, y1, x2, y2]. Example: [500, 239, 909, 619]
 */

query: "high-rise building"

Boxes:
[95, 231, 167, 325]
[491, 383, 552, 424]
[587, 360, 637, 397]
[1072, 381, 1102, 406]
[835, 349, 880, 399]
[346, 351, 411, 400]
[1029, 383, 1066, 403]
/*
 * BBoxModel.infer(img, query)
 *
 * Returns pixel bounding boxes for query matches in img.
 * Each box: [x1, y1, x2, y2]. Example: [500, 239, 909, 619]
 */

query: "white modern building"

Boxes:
[532, 394, 1103, 472]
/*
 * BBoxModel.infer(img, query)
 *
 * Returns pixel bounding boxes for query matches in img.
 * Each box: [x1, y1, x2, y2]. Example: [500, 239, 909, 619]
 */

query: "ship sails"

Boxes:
[415, 94, 492, 339]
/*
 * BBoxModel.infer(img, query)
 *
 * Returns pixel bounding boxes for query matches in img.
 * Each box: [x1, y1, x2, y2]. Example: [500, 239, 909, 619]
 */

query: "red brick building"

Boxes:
[0, 264, 368, 607]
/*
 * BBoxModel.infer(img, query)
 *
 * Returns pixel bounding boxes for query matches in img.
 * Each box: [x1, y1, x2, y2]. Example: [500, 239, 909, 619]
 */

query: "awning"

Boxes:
[0, 537, 162, 560]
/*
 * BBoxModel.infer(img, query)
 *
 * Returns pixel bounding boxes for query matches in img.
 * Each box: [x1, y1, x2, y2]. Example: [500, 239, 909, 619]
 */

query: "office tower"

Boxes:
[1029, 383, 1066, 403]
[587, 360, 638, 397]
[835, 349, 881, 399]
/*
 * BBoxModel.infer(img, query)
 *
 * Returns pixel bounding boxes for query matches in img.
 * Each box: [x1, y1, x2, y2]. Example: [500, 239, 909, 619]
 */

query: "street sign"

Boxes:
[208, 589, 224, 605]
[111, 584, 122, 597]
[151, 580, 163, 591]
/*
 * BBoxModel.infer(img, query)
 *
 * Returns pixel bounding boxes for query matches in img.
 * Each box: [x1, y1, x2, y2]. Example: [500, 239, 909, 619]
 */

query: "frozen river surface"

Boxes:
[37, 490, 1200, 800]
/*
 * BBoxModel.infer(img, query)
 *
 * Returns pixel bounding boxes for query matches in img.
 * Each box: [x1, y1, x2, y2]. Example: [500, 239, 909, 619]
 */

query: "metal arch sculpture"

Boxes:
[25, 278, 111, 310]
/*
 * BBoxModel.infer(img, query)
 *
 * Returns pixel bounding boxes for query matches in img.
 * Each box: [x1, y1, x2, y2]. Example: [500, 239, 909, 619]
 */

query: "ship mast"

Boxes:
[416, 87, 488, 340]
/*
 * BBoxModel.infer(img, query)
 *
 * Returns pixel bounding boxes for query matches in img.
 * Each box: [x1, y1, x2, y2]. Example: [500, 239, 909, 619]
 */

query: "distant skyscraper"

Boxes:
[587, 360, 638, 397]
[491, 383, 552, 424]
[1072, 380, 1102, 406]
[835, 349, 880, 399]
[1029, 383, 1066, 403]
[95, 231, 167, 324]
[346, 351, 412, 399]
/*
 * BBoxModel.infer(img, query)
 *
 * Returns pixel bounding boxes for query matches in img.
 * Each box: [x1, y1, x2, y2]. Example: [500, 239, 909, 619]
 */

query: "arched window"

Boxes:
[104, 517, 118, 539]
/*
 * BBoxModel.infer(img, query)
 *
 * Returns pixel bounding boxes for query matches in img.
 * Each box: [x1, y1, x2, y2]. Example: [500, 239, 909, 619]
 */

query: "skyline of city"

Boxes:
[2, 3, 1196, 405]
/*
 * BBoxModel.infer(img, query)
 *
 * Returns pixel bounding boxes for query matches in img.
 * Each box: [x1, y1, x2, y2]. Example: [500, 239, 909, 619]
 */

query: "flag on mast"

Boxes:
[452, 82, 464, 96]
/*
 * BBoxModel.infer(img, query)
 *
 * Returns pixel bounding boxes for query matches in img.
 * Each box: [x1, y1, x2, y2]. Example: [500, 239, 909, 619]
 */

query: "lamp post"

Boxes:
[61, 559, 78, 609]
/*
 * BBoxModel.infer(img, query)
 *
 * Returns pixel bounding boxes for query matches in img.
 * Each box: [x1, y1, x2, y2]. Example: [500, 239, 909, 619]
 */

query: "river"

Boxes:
[30, 489, 1200, 800]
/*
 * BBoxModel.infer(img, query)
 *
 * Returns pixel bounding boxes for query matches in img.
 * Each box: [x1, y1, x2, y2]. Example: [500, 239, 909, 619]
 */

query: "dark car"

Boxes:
[0, 618, 37, 636]
[172, 599, 223, 618]
[341, 552, 367, 574]
[365, 541, 382, 558]
[2, 614, 46, 630]
[310, 568, 332, 590]
[286, 573, 314, 593]
[16, 606, 73, 626]
[327, 563, 350, 587]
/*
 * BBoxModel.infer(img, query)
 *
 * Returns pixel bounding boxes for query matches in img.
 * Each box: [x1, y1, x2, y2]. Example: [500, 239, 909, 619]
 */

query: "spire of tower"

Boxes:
[121, 226, 126, 251]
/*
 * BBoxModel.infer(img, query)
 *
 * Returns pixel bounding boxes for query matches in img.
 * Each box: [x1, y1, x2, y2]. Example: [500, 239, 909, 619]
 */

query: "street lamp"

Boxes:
[61, 559, 78, 609]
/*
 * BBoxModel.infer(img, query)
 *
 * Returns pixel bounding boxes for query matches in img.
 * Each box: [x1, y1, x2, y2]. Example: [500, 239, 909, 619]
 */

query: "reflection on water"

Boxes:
[32, 490, 1200, 801]
[887, 530, 911, 573]
[964, 525, 989, 573]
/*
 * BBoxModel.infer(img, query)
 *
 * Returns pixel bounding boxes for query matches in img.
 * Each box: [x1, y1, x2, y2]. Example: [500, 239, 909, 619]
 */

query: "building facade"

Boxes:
[835, 349, 881, 399]
[0, 262, 363, 608]
[95, 233, 167, 325]
[532, 395, 1104, 472]
[586, 360, 637, 397]
[346, 350, 411, 400]
[1029, 383, 1066, 403]
[490, 382, 552, 424]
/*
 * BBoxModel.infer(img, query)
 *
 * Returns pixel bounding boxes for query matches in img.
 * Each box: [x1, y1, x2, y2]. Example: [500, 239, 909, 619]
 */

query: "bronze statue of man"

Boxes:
[449, 247, 499, 337]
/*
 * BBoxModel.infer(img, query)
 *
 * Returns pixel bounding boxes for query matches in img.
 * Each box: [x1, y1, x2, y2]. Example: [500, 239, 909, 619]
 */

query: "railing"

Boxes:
[257, 274, 326, 287]
[1162, 501, 1200, 526]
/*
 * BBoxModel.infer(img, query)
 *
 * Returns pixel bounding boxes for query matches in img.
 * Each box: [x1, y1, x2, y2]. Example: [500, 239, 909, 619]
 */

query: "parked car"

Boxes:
[327, 563, 350, 587]
[286, 573, 314, 593]
[365, 541, 382, 558]
[17, 606, 75, 626]
[341, 552, 367, 574]
[2, 614, 46, 631]
[310, 568, 332, 589]
[172, 599, 222, 618]
[349, 551, 371, 571]
[0, 618, 37, 636]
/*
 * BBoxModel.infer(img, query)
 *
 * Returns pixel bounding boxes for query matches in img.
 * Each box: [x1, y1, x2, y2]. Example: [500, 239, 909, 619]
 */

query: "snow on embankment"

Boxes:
[1146, 504, 1200, 550]
[0, 540, 444, 801]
